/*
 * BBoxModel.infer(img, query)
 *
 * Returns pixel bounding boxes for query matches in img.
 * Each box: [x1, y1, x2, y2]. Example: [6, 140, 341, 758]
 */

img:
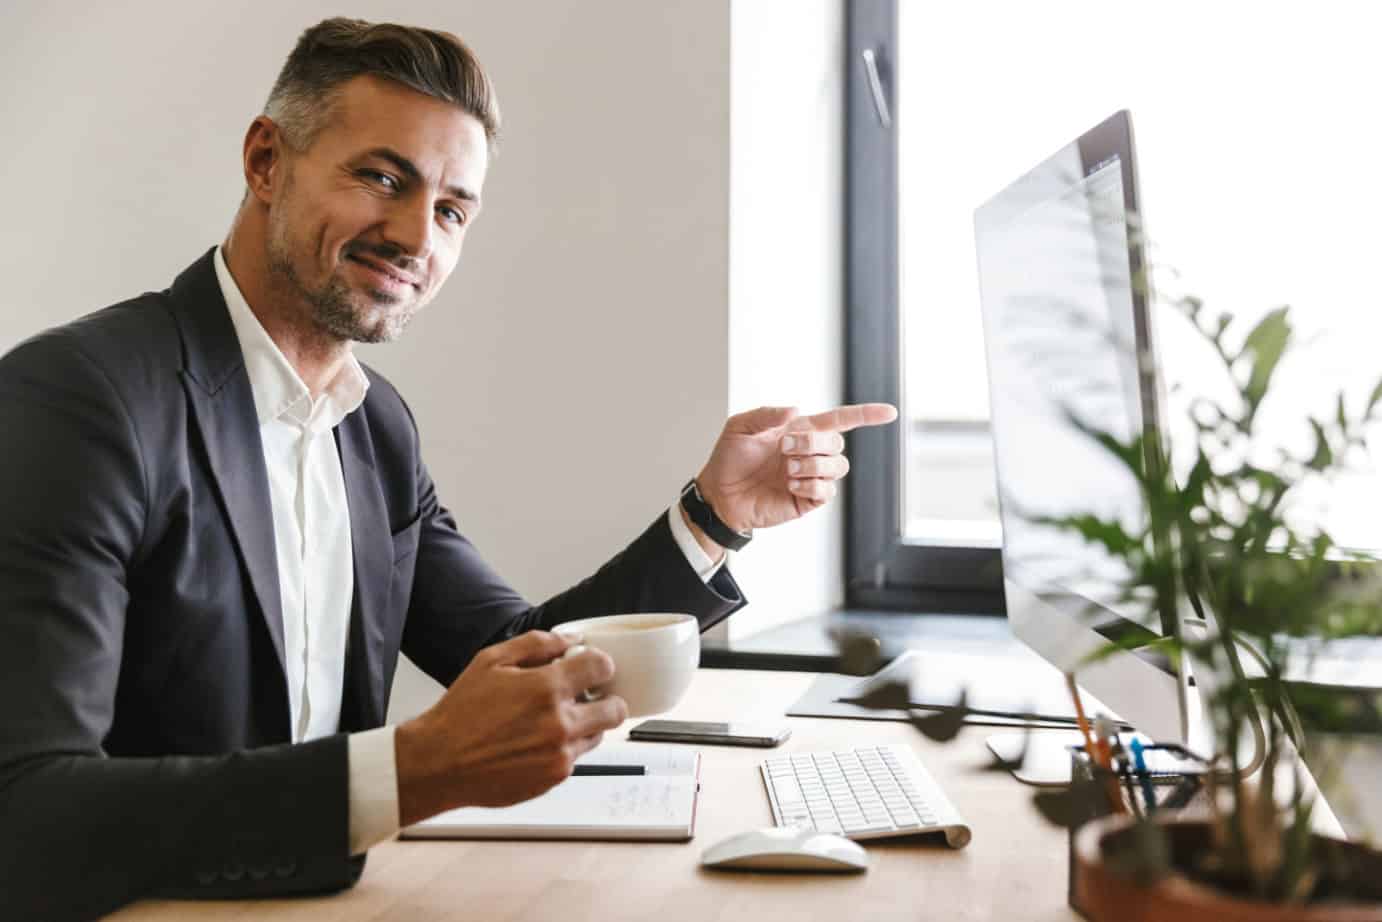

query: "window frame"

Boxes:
[844, 0, 1003, 614]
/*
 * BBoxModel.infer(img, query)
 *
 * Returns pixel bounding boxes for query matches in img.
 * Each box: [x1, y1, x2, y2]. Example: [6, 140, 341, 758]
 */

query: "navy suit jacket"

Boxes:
[0, 249, 745, 920]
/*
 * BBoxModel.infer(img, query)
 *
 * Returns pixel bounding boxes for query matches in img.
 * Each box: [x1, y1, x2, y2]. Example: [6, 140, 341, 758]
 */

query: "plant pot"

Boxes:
[1073, 814, 1382, 922]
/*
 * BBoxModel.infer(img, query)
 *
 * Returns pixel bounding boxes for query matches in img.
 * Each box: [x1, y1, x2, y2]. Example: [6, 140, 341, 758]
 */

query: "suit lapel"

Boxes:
[169, 250, 288, 687]
[182, 373, 288, 681]
[337, 412, 392, 729]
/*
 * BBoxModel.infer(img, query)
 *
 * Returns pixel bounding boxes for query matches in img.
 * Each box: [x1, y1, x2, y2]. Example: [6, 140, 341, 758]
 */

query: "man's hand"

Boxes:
[394, 631, 628, 827]
[693, 403, 899, 536]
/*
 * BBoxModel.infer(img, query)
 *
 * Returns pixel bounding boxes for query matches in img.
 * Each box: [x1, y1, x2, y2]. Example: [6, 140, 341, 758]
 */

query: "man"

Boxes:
[0, 18, 895, 920]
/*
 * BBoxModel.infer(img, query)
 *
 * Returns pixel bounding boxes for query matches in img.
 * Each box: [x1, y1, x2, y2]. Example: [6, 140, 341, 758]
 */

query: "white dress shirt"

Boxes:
[213, 247, 727, 855]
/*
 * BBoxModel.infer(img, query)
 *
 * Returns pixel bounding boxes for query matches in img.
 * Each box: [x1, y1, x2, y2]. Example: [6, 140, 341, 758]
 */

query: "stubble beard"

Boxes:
[267, 244, 415, 345]
[265, 200, 418, 345]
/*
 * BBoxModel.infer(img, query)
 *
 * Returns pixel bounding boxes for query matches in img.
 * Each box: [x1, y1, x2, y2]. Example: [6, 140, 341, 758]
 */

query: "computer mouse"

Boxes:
[700, 827, 870, 873]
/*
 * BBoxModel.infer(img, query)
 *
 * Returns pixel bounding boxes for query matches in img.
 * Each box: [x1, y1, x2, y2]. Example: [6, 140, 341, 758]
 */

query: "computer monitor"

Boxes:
[973, 110, 1197, 752]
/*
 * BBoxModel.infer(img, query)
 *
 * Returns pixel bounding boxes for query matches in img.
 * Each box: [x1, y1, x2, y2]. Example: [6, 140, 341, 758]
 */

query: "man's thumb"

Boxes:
[735, 405, 799, 434]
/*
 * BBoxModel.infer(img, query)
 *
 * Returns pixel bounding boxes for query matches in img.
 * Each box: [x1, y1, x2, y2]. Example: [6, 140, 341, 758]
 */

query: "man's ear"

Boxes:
[242, 115, 285, 206]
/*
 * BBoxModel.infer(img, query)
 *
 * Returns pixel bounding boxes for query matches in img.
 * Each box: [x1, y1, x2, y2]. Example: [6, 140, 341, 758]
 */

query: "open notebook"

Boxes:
[400, 744, 702, 842]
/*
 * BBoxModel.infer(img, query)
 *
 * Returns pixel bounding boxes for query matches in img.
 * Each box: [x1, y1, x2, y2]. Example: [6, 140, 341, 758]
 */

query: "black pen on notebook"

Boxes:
[571, 764, 645, 776]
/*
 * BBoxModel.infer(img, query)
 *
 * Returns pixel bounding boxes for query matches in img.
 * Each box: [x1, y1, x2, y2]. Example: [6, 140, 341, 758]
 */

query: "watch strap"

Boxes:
[679, 479, 752, 551]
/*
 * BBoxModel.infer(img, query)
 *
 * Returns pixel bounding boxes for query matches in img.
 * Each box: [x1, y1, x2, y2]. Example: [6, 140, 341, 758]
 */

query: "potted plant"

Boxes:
[840, 289, 1382, 918]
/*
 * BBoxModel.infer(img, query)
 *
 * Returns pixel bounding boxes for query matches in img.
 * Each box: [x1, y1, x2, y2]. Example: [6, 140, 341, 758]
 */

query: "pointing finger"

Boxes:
[785, 403, 898, 434]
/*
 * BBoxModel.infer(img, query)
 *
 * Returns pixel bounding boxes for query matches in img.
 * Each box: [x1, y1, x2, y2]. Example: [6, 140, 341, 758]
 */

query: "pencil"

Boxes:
[1065, 673, 1125, 814]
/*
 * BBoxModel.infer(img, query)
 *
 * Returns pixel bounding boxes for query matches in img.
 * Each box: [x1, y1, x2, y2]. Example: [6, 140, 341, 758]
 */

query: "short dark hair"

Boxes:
[264, 17, 501, 152]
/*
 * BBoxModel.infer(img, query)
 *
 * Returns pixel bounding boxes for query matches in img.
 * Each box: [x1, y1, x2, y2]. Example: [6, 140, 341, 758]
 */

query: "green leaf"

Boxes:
[1061, 410, 1146, 477]
[828, 626, 886, 676]
[1367, 376, 1382, 418]
[1076, 633, 1181, 669]
[1032, 776, 1106, 828]
[840, 679, 912, 711]
[1180, 454, 1212, 512]
[1212, 311, 1234, 349]
[908, 690, 968, 742]
[1032, 513, 1142, 559]
[1239, 307, 1292, 416]
[1299, 422, 1332, 472]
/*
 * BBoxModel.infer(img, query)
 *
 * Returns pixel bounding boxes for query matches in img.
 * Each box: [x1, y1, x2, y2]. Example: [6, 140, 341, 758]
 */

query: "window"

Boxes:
[847, 1, 1382, 611]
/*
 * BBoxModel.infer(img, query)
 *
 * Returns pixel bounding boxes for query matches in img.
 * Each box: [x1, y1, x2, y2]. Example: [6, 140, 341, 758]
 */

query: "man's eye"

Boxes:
[438, 205, 465, 225]
[361, 170, 398, 190]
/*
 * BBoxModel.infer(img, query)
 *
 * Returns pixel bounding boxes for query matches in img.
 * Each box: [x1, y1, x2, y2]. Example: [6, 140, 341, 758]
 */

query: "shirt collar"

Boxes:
[213, 246, 369, 430]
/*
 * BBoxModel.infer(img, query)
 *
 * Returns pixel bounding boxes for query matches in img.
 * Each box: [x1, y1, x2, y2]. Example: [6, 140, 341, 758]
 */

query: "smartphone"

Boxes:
[627, 719, 791, 747]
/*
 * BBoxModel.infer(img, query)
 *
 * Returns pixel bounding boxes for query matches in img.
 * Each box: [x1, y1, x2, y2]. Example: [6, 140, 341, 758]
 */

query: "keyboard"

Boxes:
[761, 744, 972, 848]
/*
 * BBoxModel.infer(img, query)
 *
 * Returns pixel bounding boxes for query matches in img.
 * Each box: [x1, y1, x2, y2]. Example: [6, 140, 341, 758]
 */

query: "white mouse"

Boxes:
[700, 827, 870, 873]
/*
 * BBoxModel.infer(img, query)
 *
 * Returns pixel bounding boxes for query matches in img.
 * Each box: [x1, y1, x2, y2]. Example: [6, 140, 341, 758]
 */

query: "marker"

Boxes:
[572, 764, 645, 776]
[1129, 737, 1158, 814]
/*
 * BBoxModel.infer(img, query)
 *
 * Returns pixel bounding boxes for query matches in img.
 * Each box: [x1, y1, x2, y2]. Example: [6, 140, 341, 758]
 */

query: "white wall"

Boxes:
[726, 0, 846, 638]
[0, 0, 843, 719]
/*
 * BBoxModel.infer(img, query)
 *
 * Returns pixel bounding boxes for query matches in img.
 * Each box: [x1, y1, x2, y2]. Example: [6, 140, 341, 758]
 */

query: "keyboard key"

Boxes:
[774, 776, 803, 798]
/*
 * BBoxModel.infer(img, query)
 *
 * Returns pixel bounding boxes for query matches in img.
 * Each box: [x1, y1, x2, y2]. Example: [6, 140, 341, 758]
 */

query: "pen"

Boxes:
[1092, 714, 1127, 816]
[1065, 673, 1124, 814]
[1128, 737, 1158, 815]
[572, 764, 645, 776]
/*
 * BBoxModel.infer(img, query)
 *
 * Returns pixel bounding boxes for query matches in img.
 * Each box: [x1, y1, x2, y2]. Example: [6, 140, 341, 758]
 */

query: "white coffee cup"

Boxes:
[553, 613, 700, 718]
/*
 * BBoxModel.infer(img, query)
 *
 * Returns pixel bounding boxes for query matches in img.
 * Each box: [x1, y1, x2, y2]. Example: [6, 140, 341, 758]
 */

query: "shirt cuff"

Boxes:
[667, 502, 728, 583]
[347, 725, 400, 855]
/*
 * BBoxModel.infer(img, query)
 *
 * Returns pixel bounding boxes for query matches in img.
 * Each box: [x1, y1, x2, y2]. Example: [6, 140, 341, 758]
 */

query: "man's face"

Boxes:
[265, 75, 489, 343]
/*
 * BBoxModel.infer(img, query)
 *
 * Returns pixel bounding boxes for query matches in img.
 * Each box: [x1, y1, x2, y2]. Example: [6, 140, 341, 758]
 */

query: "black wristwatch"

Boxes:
[680, 479, 752, 551]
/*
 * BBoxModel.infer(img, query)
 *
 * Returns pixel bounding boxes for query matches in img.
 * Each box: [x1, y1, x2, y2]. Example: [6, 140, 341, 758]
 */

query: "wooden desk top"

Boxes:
[112, 670, 1082, 922]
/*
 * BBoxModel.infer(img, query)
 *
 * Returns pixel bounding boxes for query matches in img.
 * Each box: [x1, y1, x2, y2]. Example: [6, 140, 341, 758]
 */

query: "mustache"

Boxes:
[344, 241, 423, 279]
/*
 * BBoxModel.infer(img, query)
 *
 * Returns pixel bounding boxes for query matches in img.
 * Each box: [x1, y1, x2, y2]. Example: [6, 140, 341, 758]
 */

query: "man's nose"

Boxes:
[381, 193, 434, 263]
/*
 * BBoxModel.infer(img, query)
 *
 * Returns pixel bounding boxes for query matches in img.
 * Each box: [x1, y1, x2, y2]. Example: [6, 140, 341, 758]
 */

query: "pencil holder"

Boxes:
[1066, 747, 1124, 919]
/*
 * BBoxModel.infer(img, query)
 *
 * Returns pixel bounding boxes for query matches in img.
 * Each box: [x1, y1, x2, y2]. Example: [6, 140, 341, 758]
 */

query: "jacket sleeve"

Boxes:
[0, 333, 360, 921]
[396, 411, 747, 688]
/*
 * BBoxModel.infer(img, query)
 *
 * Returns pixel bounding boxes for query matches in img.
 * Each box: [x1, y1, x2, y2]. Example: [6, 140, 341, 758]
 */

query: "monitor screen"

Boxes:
[975, 110, 1168, 650]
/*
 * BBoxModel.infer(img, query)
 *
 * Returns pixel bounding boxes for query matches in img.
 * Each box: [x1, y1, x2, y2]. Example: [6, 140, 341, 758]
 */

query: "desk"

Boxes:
[111, 670, 1082, 922]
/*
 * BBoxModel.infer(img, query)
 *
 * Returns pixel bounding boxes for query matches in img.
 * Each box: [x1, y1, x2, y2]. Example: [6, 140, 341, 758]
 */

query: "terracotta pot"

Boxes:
[1073, 814, 1382, 922]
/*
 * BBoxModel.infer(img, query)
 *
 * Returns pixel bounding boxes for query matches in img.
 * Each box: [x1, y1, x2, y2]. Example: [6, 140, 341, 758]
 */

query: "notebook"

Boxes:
[400, 744, 702, 842]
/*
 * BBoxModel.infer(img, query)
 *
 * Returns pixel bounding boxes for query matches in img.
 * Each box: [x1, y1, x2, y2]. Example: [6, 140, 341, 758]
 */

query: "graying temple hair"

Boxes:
[263, 17, 501, 152]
